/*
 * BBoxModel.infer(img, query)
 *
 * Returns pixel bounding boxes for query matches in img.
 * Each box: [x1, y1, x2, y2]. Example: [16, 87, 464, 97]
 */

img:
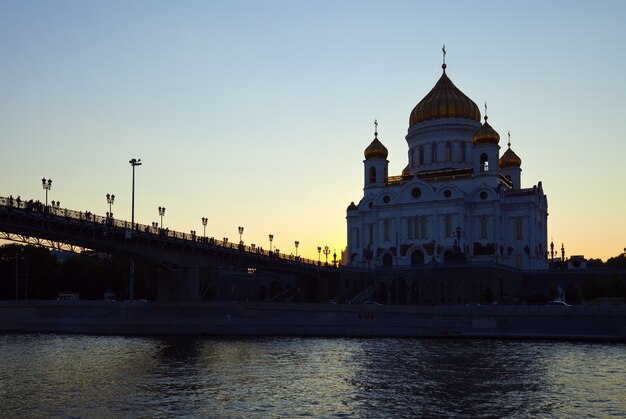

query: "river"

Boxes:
[1, 334, 625, 417]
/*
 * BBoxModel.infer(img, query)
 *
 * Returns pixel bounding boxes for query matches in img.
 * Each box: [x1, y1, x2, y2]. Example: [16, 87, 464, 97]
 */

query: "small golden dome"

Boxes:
[409, 64, 481, 126]
[364, 121, 388, 159]
[364, 137, 388, 159]
[473, 116, 500, 145]
[499, 145, 522, 168]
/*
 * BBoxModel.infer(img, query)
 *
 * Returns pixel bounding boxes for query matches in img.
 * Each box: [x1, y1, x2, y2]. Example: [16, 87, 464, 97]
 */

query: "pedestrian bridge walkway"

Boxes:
[0, 195, 334, 276]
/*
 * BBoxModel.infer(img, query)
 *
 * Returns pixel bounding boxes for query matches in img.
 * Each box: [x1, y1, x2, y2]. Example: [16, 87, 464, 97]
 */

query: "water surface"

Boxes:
[1, 334, 624, 417]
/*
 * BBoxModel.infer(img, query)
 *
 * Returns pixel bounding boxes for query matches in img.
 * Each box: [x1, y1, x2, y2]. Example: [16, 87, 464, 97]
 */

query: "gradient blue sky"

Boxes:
[1, 0, 625, 261]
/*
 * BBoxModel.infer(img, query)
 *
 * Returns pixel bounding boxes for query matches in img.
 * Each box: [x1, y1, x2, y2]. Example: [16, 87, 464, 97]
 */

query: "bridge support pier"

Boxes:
[157, 267, 200, 301]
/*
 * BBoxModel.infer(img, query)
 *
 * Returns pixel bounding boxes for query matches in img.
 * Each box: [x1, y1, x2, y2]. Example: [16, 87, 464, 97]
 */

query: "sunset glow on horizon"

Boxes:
[1, 1, 625, 262]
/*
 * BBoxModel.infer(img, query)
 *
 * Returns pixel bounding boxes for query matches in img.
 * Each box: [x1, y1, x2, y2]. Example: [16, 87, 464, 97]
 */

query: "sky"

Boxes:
[1, 0, 625, 262]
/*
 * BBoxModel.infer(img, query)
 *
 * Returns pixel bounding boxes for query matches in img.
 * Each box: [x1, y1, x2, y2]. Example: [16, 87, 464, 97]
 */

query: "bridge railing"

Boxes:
[0, 195, 331, 268]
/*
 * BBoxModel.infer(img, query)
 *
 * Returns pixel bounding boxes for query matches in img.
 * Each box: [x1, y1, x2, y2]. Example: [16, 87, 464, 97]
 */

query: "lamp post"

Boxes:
[129, 158, 141, 228]
[238, 226, 244, 244]
[158, 206, 166, 228]
[15, 248, 21, 300]
[128, 157, 141, 302]
[431, 240, 437, 264]
[317, 246, 322, 266]
[323, 246, 330, 266]
[202, 217, 208, 238]
[106, 194, 115, 218]
[333, 250, 337, 267]
[455, 226, 463, 253]
[269, 234, 274, 253]
[295, 241, 299, 258]
[41, 178, 52, 206]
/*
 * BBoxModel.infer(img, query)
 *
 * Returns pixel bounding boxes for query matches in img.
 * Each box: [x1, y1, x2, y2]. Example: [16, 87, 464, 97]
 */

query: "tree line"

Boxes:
[0, 243, 157, 301]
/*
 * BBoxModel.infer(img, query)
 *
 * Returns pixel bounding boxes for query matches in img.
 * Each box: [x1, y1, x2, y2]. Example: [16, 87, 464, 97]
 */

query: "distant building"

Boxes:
[346, 61, 548, 270]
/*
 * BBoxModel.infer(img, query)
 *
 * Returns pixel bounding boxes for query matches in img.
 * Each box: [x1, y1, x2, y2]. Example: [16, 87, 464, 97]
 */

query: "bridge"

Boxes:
[0, 196, 340, 301]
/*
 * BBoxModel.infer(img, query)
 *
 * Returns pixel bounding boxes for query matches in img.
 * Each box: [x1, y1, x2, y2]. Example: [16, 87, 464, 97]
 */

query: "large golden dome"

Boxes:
[409, 64, 481, 126]
[473, 116, 500, 145]
[499, 145, 522, 168]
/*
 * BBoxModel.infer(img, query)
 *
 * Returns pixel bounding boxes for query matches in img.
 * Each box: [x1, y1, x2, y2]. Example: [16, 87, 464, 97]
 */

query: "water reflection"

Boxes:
[1, 335, 625, 418]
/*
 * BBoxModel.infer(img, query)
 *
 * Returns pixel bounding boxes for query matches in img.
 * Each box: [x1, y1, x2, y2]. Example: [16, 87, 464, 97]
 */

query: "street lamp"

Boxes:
[41, 178, 52, 206]
[202, 217, 208, 237]
[323, 246, 330, 266]
[431, 240, 437, 264]
[317, 246, 322, 266]
[158, 206, 166, 228]
[455, 226, 464, 252]
[128, 157, 141, 302]
[333, 250, 337, 267]
[238, 226, 244, 244]
[269, 234, 274, 253]
[295, 241, 299, 258]
[129, 158, 141, 228]
[106, 194, 115, 218]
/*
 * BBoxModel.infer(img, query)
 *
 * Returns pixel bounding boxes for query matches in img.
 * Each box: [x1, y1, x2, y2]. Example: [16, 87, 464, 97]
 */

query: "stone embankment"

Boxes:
[1, 300, 625, 341]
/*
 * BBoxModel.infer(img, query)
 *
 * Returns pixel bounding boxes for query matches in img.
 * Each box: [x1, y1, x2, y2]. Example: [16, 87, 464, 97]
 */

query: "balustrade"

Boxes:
[0, 195, 326, 268]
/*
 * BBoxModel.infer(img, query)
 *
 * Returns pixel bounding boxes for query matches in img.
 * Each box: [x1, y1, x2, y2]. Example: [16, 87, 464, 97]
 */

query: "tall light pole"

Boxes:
[295, 241, 299, 258]
[129, 158, 142, 228]
[158, 206, 166, 228]
[41, 178, 52, 206]
[202, 217, 208, 237]
[129, 158, 141, 302]
[269, 234, 273, 253]
[317, 246, 322, 266]
[238, 226, 244, 244]
[106, 193, 115, 218]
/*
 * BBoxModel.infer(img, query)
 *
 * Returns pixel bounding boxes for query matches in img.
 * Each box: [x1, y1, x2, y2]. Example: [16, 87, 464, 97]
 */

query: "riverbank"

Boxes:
[1, 300, 625, 341]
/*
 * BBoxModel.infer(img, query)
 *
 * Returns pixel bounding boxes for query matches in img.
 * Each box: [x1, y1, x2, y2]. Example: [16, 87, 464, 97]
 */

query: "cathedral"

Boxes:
[346, 60, 548, 271]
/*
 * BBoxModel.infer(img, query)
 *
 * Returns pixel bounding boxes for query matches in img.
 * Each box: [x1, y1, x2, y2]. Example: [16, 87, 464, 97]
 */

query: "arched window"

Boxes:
[480, 215, 488, 239]
[460, 143, 466, 162]
[432, 144, 438, 163]
[515, 217, 523, 240]
[369, 167, 377, 183]
[384, 219, 390, 241]
[445, 142, 452, 162]
[445, 214, 452, 237]
[480, 153, 489, 172]
[419, 146, 424, 165]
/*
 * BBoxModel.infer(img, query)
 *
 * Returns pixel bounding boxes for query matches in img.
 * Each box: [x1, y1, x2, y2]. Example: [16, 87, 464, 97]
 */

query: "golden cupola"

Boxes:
[499, 142, 522, 168]
[473, 116, 500, 145]
[364, 123, 388, 160]
[498, 135, 522, 169]
[409, 64, 481, 126]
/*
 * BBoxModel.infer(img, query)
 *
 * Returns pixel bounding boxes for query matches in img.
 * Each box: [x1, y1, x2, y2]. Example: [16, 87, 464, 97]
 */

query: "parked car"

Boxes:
[546, 300, 571, 306]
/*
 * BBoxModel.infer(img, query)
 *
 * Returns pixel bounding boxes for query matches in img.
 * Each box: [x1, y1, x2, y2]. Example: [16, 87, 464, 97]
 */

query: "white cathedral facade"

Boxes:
[346, 62, 548, 270]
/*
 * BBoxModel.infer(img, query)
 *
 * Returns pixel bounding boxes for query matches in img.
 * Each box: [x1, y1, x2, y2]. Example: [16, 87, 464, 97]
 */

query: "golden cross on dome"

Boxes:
[374, 119, 378, 137]
[442, 45, 446, 64]
[484, 102, 488, 119]
[508, 130, 511, 148]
